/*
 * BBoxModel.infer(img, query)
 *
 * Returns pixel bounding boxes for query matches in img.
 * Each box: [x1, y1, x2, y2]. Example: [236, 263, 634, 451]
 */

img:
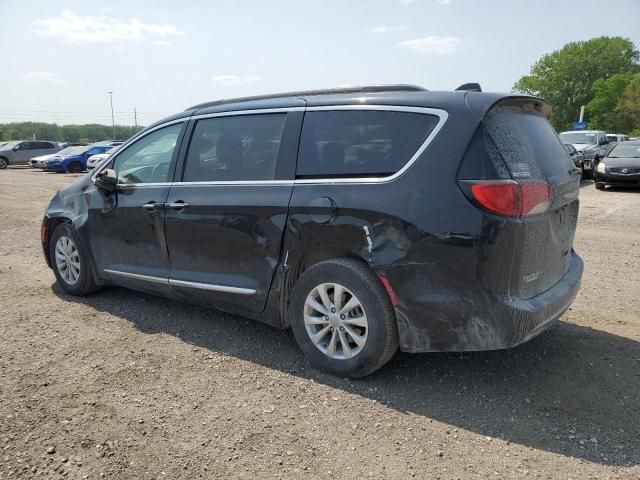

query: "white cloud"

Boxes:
[436, 0, 452, 4]
[154, 40, 171, 47]
[24, 72, 67, 86]
[212, 75, 263, 86]
[399, 36, 460, 54]
[399, 0, 418, 4]
[365, 25, 407, 34]
[33, 10, 182, 44]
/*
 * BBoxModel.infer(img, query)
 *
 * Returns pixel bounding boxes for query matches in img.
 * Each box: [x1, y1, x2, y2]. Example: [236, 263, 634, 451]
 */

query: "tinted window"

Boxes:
[113, 123, 182, 184]
[297, 110, 439, 178]
[183, 114, 287, 182]
[483, 105, 574, 182]
[17, 142, 32, 150]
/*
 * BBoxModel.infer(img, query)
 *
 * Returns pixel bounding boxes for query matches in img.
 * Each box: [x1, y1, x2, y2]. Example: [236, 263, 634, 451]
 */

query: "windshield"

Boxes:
[606, 135, 618, 142]
[1, 141, 19, 150]
[608, 142, 640, 158]
[106, 146, 119, 154]
[559, 132, 597, 145]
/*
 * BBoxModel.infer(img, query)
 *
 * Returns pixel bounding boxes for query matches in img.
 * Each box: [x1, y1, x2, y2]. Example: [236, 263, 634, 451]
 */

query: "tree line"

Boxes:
[0, 122, 145, 144]
[514, 36, 640, 135]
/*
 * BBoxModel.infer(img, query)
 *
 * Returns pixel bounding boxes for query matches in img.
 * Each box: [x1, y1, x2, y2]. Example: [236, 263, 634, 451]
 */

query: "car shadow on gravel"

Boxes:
[53, 284, 640, 468]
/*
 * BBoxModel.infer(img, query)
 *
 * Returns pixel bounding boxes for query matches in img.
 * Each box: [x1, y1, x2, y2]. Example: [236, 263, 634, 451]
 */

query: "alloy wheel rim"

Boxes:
[303, 283, 368, 360]
[55, 236, 81, 285]
[0, 158, 7, 168]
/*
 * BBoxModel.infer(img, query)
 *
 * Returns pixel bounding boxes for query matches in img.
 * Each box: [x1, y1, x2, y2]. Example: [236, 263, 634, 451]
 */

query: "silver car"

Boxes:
[0, 141, 61, 169]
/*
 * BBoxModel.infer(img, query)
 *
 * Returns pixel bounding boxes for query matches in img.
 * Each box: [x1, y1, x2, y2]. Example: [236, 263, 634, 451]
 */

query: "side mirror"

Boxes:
[94, 168, 118, 193]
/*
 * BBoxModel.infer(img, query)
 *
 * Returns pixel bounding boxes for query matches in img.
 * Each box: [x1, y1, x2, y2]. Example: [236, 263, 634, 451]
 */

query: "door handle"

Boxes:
[165, 201, 190, 210]
[142, 202, 162, 211]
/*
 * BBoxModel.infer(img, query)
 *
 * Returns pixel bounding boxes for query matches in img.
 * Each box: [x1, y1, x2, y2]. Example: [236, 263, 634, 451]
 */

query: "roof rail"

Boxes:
[455, 82, 482, 92]
[187, 84, 427, 110]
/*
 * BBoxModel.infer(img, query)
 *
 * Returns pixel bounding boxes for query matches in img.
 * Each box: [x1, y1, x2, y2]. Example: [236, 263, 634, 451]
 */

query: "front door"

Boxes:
[87, 122, 186, 291]
[163, 110, 302, 313]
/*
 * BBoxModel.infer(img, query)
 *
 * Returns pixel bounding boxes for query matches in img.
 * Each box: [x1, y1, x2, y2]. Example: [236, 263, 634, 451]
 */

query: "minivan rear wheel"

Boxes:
[50, 223, 99, 296]
[289, 258, 398, 377]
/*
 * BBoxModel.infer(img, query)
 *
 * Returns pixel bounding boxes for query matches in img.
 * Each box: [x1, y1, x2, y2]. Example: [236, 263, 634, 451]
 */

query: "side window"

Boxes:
[297, 110, 439, 178]
[17, 142, 31, 150]
[182, 114, 287, 182]
[113, 123, 182, 184]
[38, 142, 54, 149]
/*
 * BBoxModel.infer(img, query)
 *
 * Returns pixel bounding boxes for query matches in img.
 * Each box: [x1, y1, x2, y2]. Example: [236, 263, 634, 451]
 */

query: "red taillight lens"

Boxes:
[468, 180, 552, 217]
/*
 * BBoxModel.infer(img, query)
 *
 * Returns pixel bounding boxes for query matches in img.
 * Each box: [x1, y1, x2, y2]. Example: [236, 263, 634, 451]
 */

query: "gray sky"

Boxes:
[1, 0, 639, 126]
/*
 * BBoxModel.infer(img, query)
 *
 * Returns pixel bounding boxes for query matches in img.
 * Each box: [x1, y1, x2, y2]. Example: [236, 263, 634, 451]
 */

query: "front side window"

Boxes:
[113, 123, 182, 184]
[182, 114, 287, 182]
[297, 110, 439, 178]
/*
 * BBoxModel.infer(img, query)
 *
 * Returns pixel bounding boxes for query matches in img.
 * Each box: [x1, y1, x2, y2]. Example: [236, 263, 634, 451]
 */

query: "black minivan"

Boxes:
[42, 85, 583, 377]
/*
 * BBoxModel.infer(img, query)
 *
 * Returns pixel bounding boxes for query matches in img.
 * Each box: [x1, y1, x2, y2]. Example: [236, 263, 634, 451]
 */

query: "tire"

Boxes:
[0, 157, 8, 169]
[289, 258, 398, 378]
[49, 223, 99, 296]
[68, 161, 83, 173]
[595, 183, 605, 190]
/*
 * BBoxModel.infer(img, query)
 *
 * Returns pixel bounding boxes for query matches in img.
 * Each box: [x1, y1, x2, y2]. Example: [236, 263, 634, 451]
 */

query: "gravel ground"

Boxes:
[1, 167, 639, 479]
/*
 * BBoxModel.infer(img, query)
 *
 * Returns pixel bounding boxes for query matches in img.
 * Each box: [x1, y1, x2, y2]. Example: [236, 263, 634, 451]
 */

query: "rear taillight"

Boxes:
[466, 179, 552, 217]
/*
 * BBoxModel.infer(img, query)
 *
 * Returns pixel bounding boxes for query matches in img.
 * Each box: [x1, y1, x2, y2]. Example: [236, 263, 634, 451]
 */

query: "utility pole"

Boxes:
[134, 106, 138, 129]
[108, 91, 115, 140]
[579, 105, 585, 123]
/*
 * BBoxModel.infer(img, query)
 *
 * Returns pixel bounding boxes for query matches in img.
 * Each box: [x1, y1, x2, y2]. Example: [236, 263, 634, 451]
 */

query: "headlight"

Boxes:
[597, 162, 606, 173]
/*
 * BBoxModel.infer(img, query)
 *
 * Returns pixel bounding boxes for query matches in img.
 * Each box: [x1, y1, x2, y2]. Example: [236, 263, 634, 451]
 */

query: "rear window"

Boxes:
[483, 104, 574, 181]
[297, 110, 439, 178]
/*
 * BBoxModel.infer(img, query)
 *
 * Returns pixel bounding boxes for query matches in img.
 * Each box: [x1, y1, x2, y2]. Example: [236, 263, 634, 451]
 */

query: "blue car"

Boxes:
[46, 144, 115, 173]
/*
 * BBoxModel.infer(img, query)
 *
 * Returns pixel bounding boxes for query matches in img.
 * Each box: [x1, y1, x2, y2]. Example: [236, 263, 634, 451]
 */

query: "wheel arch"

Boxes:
[279, 249, 382, 329]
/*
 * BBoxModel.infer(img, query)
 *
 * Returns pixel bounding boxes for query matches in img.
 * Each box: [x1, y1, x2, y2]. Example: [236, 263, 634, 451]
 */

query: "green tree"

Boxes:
[513, 37, 639, 130]
[0, 122, 144, 142]
[614, 75, 640, 134]
[586, 73, 637, 131]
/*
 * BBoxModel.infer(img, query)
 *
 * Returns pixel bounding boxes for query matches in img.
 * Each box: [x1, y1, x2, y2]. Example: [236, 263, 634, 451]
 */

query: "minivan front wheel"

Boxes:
[50, 223, 98, 296]
[290, 259, 398, 377]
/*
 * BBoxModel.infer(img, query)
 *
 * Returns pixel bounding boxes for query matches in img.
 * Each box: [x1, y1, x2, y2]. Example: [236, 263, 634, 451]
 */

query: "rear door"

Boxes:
[163, 109, 303, 313]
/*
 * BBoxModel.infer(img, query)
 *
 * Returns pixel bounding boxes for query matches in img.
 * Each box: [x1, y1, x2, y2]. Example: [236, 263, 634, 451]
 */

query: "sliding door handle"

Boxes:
[165, 201, 190, 210]
[142, 202, 162, 211]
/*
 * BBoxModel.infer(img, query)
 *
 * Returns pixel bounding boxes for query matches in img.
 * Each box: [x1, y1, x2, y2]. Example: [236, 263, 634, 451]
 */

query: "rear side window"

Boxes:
[183, 114, 287, 182]
[483, 104, 573, 181]
[297, 110, 439, 178]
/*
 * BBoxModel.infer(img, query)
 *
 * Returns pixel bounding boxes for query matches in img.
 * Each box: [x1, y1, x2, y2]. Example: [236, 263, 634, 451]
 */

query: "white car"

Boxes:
[87, 146, 118, 170]
[29, 153, 57, 168]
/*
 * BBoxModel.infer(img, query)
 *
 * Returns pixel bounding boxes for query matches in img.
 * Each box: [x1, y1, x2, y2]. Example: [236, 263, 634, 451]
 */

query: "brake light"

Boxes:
[468, 179, 552, 217]
[41, 222, 47, 243]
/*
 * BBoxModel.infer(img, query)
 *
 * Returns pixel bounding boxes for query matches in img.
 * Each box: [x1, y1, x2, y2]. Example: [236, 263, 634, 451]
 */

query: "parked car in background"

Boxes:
[41, 85, 583, 377]
[564, 143, 587, 177]
[606, 133, 629, 144]
[45, 143, 117, 173]
[558, 130, 609, 177]
[594, 140, 640, 190]
[0, 141, 61, 169]
[29, 153, 58, 168]
[87, 146, 120, 170]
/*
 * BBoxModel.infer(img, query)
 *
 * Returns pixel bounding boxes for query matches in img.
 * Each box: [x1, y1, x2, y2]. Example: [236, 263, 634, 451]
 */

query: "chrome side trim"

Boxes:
[169, 278, 256, 294]
[192, 106, 305, 121]
[295, 105, 448, 184]
[104, 269, 168, 285]
[93, 105, 447, 186]
[104, 269, 256, 294]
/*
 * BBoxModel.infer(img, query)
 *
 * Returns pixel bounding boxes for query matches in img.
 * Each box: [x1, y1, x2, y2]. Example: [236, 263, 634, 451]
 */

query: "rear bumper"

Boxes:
[394, 251, 583, 353]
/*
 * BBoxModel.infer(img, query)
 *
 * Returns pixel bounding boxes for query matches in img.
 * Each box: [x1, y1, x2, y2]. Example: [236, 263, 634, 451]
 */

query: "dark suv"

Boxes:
[41, 85, 583, 377]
